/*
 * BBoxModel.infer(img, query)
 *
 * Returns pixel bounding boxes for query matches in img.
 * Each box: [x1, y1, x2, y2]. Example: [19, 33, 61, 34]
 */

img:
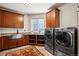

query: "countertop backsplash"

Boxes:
[0, 28, 44, 37]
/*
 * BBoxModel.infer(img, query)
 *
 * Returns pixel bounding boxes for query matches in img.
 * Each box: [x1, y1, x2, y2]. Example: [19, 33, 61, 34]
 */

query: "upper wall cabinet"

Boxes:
[0, 10, 1, 27]
[0, 10, 24, 28]
[46, 8, 60, 28]
[46, 12, 51, 28]
[0, 10, 3, 27]
[15, 14, 24, 28]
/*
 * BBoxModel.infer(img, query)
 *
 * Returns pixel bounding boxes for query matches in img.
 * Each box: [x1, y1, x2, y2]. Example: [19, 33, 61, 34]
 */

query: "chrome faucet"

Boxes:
[16, 28, 19, 34]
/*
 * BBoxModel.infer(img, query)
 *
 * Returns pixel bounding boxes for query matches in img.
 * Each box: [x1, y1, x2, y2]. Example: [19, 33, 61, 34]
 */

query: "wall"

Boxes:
[59, 3, 77, 27]
[0, 14, 30, 33]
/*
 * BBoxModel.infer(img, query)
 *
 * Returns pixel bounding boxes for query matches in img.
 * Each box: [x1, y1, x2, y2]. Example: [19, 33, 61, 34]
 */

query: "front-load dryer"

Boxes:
[54, 27, 77, 56]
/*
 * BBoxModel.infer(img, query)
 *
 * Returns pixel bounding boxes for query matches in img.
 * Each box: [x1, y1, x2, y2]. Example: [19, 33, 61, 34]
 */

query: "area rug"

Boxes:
[5, 46, 44, 56]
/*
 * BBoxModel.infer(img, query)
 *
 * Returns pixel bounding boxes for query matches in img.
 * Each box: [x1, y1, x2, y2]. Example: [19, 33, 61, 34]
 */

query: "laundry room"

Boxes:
[0, 3, 79, 56]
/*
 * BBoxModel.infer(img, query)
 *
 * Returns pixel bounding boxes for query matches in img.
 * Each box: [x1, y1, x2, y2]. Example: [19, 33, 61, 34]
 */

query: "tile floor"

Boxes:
[0, 45, 53, 56]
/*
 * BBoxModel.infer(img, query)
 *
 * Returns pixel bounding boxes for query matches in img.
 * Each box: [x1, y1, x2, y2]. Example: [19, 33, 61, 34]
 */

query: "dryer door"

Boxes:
[55, 31, 73, 47]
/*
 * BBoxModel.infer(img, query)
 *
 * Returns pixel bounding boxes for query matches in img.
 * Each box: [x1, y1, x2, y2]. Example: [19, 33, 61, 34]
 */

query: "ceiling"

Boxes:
[0, 3, 55, 14]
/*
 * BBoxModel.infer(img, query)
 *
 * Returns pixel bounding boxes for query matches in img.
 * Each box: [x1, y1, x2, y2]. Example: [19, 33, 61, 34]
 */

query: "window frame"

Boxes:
[31, 18, 45, 34]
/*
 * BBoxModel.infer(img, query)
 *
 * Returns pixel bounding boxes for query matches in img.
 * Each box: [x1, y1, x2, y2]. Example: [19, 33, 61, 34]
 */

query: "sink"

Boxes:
[8, 34, 24, 39]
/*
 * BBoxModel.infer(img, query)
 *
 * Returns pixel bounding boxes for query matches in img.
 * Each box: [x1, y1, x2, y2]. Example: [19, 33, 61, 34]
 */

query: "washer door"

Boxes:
[56, 31, 73, 47]
[45, 30, 52, 40]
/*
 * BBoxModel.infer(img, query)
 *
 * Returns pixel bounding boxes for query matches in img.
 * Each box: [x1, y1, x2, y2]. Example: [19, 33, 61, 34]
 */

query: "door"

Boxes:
[0, 10, 2, 27]
[15, 14, 24, 28]
[9, 39, 18, 48]
[23, 35, 29, 45]
[3, 11, 15, 28]
[55, 31, 72, 47]
[50, 10, 56, 28]
[46, 12, 51, 28]
[2, 36, 9, 49]
[0, 10, 3, 27]
[45, 28, 53, 46]
[0, 37, 2, 50]
[17, 39, 23, 46]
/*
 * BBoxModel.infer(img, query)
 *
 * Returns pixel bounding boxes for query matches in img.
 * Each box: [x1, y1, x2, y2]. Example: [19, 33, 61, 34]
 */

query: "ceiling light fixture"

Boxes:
[24, 3, 32, 7]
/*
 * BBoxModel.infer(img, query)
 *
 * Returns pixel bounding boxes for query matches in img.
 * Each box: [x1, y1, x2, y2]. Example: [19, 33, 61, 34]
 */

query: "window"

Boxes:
[31, 18, 45, 34]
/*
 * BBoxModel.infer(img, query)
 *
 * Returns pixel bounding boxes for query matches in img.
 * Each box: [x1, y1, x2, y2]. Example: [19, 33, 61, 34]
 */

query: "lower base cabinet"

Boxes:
[2, 36, 9, 50]
[9, 39, 18, 48]
[17, 39, 23, 46]
[9, 35, 29, 48]
[22, 35, 29, 45]
[29, 35, 44, 45]
[0, 37, 2, 50]
[0, 35, 29, 50]
[0, 35, 44, 50]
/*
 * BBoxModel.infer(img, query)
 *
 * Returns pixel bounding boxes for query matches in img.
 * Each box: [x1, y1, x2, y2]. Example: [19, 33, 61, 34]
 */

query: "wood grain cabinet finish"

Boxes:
[2, 36, 9, 50]
[0, 35, 29, 50]
[23, 35, 29, 45]
[17, 39, 23, 46]
[0, 37, 2, 50]
[46, 8, 60, 28]
[0, 10, 2, 27]
[0, 10, 24, 28]
[46, 12, 51, 28]
[9, 35, 29, 48]
[3, 11, 15, 28]
[9, 39, 18, 48]
[0, 10, 3, 27]
[15, 14, 24, 28]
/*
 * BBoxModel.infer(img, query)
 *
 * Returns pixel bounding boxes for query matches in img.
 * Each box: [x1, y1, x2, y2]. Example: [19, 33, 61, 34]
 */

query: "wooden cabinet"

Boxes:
[3, 11, 15, 28]
[23, 35, 29, 45]
[0, 10, 24, 28]
[46, 8, 60, 28]
[2, 36, 9, 50]
[17, 39, 23, 46]
[15, 14, 24, 28]
[29, 35, 44, 45]
[46, 12, 51, 28]
[0, 35, 29, 50]
[0, 10, 3, 27]
[0, 10, 2, 27]
[9, 39, 18, 48]
[9, 35, 29, 48]
[0, 37, 2, 50]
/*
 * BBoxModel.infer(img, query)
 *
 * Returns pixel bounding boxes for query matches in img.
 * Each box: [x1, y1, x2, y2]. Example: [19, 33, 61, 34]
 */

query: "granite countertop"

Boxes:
[0, 32, 44, 37]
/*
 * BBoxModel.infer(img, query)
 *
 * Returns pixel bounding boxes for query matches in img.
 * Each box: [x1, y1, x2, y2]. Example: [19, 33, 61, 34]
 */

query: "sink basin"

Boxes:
[8, 34, 24, 39]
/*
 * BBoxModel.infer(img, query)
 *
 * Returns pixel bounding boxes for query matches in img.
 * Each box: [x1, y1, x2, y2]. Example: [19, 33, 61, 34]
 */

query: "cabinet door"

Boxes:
[2, 36, 9, 49]
[2, 10, 24, 28]
[15, 14, 24, 28]
[17, 39, 23, 46]
[55, 9, 60, 27]
[0, 10, 3, 27]
[0, 37, 2, 50]
[0, 10, 2, 27]
[9, 39, 18, 48]
[3, 11, 15, 28]
[50, 10, 56, 28]
[23, 35, 29, 45]
[46, 12, 51, 28]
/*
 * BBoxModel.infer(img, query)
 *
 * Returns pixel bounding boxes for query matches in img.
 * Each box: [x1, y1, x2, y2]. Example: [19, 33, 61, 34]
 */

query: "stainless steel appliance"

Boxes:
[54, 27, 78, 56]
[44, 28, 55, 55]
